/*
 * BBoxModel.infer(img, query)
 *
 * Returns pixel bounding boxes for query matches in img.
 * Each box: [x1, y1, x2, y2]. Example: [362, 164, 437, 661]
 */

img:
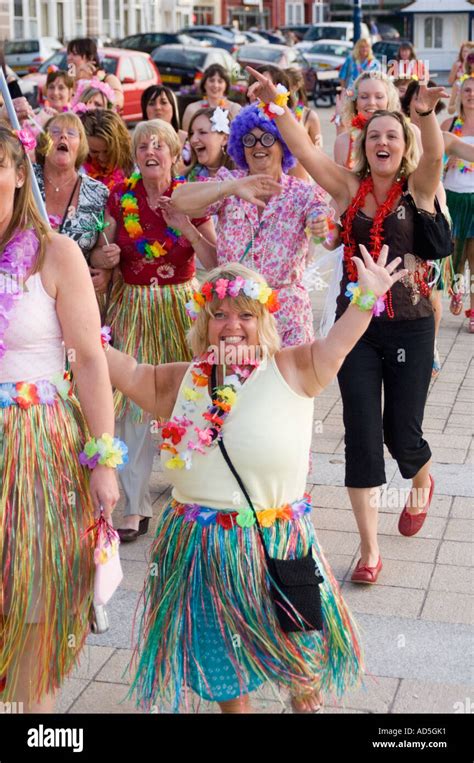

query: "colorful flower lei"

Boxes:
[0, 371, 73, 409]
[452, 117, 473, 174]
[185, 276, 280, 321]
[160, 352, 258, 472]
[171, 493, 312, 529]
[258, 84, 289, 119]
[79, 433, 128, 470]
[120, 172, 186, 260]
[83, 161, 126, 190]
[341, 175, 406, 319]
[0, 229, 39, 360]
[293, 100, 305, 122]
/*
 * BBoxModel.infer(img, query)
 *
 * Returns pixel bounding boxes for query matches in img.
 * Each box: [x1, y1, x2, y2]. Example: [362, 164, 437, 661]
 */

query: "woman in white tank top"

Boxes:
[0, 125, 120, 712]
[105, 254, 406, 714]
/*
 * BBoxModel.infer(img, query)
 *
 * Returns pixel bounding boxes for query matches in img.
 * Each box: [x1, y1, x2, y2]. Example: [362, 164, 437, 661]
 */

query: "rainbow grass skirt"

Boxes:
[106, 277, 195, 423]
[128, 497, 364, 712]
[0, 379, 95, 703]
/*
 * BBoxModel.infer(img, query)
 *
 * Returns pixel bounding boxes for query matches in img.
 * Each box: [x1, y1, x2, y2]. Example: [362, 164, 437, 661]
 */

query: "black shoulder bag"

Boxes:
[211, 366, 324, 633]
[406, 193, 453, 262]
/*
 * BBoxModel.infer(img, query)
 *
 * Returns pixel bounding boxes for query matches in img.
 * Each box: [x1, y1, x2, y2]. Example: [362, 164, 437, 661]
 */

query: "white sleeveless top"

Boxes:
[0, 272, 65, 383]
[162, 356, 314, 511]
[444, 136, 474, 193]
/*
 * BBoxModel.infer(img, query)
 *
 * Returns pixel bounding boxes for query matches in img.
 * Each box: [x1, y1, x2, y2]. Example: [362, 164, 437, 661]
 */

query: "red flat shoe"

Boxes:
[398, 475, 434, 537]
[351, 556, 382, 584]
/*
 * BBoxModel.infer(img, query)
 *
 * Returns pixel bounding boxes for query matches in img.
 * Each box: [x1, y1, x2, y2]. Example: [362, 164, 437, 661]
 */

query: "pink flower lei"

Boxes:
[0, 229, 39, 360]
[72, 78, 116, 110]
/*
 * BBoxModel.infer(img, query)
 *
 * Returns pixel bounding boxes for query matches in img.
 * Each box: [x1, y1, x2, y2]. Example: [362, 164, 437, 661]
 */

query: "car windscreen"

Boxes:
[101, 56, 118, 75]
[304, 28, 347, 42]
[153, 49, 207, 68]
[238, 46, 281, 62]
[309, 43, 350, 56]
[5, 40, 40, 55]
[38, 51, 67, 72]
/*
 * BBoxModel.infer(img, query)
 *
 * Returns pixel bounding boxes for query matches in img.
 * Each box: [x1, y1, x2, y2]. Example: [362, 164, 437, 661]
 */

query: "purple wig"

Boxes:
[227, 104, 296, 172]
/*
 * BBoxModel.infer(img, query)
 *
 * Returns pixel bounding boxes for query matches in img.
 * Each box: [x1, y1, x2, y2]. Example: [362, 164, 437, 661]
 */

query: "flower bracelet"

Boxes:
[257, 84, 289, 119]
[79, 433, 128, 470]
[345, 282, 386, 317]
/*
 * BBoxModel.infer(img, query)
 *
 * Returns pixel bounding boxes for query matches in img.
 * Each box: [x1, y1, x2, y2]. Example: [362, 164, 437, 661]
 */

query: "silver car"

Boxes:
[5, 37, 62, 76]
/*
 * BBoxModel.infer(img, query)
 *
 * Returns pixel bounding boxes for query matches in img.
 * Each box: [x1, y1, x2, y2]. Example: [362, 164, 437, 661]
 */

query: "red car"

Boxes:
[23, 47, 161, 123]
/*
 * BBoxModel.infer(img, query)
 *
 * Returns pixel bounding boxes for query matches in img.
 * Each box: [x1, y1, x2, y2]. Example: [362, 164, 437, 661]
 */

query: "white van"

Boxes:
[296, 22, 372, 52]
[4, 37, 62, 76]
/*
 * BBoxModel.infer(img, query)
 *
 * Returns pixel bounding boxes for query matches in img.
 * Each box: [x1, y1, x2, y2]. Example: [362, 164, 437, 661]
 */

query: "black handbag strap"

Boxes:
[59, 176, 81, 232]
[211, 365, 270, 560]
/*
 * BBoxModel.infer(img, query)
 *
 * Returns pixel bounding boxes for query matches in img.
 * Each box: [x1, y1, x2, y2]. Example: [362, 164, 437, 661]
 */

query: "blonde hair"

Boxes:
[0, 122, 50, 268]
[132, 119, 181, 166]
[457, 41, 474, 63]
[78, 87, 111, 109]
[342, 71, 400, 127]
[352, 110, 420, 178]
[36, 112, 89, 168]
[80, 108, 134, 175]
[187, 263, 281, 358]
[353, 38, 372, 62]
[459, 75, 474, 120]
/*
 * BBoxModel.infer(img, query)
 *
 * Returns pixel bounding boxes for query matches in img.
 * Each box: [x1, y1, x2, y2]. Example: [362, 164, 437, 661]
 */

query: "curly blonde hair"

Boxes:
[187, 263, 281, 359]
[342, 71, 400, 128]
[352, 110, 420, 178]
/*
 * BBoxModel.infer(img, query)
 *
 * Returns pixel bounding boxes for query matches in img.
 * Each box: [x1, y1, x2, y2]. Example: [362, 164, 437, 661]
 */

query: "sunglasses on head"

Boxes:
[242, 132, 276, 148]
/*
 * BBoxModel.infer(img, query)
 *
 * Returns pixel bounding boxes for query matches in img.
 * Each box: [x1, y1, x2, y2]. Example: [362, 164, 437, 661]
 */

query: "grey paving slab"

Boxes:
[420, 591, 473, 625]
[354, 614, 472, 685]
[430, 564, 473, 594]
[392, 679, 473, 714]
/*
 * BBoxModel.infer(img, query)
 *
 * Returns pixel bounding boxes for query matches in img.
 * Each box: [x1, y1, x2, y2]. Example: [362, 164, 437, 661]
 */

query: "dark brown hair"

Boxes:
[200, 64, 230, 96]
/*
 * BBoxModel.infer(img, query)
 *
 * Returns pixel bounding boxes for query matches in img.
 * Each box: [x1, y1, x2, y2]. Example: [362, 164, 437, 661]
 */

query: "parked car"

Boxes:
[4, 37, 63, 76]
[241, 31, 269, 45]
[303, 39, 353, 72]
[372, 40, 412, 64]
[297, 22, 372, 51]
[22, 47, 160, 123]
[280, 25, 311, 42]
[151, 45, 239, 91]
[378, 24, 401, 41]
[251, 30, 285, 45]
[183, 31, 239, 54]
[115, 32, 194, 54]
[180, 25, 246, 45]
[236, 44, 316, 95]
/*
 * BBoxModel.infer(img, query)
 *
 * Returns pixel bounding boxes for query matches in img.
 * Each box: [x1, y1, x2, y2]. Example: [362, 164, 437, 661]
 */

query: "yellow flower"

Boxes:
[218, 387, 237, 405]
[183, 387, 203, 402]
[259, 509, 277, 527]
[257, 285, 272, 304]
[166, 455, 185, 470]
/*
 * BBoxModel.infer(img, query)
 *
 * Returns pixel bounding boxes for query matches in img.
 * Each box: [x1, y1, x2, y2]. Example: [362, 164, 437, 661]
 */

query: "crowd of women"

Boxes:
[0, 35, 472, 715]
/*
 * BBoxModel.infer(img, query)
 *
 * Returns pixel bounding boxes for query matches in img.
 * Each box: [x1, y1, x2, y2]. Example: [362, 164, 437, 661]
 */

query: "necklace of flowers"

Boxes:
[160, 351, 259, 471]
[341, 175, 406, 319]
[294, 100, 305, 122]
[348, 113, 368, 169]
[452, 117, 473, 174]
[83, 161, 126, 189]
[120, 172, 186, 260]
[0, 228, 39, 360]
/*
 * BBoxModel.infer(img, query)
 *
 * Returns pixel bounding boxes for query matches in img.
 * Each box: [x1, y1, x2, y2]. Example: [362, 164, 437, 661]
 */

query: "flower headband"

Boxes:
[72, 78, 115, 109]
[185, 277, 280, 320]
[13, 128, 36, 153]
[459, 73, 474, 85]
[210, 106, 230, 134]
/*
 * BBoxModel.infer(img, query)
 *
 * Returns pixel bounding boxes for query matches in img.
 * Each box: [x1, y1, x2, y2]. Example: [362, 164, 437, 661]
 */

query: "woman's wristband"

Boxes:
[79, 433, 128, 470]
[345, 282, 386, 316]
[415, 108, 434, 117]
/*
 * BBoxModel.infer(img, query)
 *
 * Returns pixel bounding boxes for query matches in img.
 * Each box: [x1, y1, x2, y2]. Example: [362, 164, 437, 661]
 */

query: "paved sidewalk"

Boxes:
[55, 289, 473, 715]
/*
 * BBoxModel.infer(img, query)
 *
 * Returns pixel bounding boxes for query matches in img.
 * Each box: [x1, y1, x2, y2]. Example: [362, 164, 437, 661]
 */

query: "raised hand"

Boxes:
[413, 83, 448, 114]
[246, 66, 278, 105]
[352, 244, 407, 297]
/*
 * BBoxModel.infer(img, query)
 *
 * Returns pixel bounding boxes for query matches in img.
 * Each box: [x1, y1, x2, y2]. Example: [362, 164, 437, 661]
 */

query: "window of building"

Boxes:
[424, 16, 443, 49]
[193, 6, 214, 25]
[14, 0, 24, 37]
[286, 3, 304, 24]
[102, 0, 110, 35]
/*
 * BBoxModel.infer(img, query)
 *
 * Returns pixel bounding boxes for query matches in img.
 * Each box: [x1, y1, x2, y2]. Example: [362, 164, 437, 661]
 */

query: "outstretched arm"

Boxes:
[443, 131, 474, 162]
[172, 173, 282, 216]
[284, 245, 407, 397]
[105, 345, 188, 420]
[410, 84, 449, 208]
[246, 66, 358, 208]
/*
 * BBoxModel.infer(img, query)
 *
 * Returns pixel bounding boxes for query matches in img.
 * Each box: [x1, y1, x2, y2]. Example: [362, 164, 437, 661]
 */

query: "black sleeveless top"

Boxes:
[336, 189, 433, 321]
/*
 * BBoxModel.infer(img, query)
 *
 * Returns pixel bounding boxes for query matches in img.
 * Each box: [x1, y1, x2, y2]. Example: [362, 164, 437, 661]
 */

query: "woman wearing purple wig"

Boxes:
[172, 104, 330, 346]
